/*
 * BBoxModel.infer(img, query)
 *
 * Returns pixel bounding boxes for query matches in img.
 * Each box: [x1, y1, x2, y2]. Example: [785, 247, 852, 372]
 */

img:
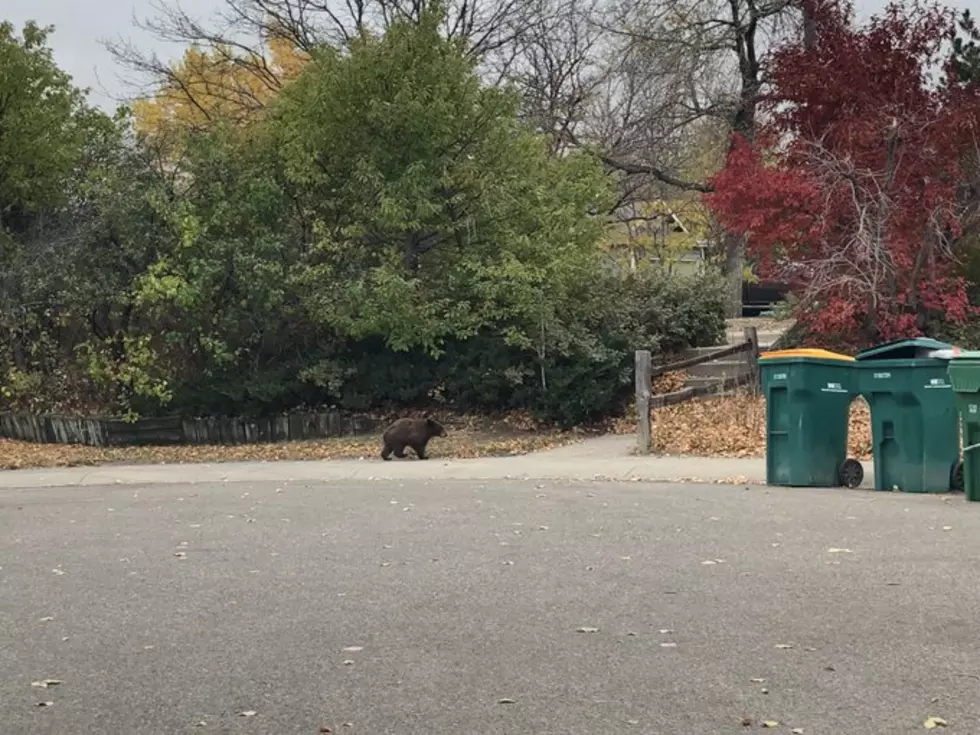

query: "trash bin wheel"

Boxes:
[837, 458, 864, 489]
[951, 460, 965, 492]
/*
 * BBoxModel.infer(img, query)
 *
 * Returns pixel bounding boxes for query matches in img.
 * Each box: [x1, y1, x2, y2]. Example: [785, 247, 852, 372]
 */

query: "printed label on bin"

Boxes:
[970, 405, 978, 415]
[925, 378, 950, 389]
[821, 382, 848, 393]
[772, 373, 787, 380]
[873, 372, 891, 379]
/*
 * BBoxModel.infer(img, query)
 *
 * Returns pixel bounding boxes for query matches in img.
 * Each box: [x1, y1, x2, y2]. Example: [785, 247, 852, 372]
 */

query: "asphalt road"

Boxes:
[2, 478, 980, 734]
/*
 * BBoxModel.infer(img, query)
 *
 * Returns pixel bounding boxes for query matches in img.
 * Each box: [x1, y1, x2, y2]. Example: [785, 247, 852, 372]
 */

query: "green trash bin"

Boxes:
[947, 353, 980, 501]
[760, 349, 864, 488]
[856, 338, 962, 493]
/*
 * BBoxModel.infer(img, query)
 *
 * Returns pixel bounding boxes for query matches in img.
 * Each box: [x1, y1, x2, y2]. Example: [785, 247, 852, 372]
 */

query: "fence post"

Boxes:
[635, 350, 652, 454]
[743, 326, 760, 387]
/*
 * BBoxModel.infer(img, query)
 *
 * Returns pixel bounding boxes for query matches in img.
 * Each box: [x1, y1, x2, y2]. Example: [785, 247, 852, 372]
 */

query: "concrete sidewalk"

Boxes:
[0, 434, 874, 489]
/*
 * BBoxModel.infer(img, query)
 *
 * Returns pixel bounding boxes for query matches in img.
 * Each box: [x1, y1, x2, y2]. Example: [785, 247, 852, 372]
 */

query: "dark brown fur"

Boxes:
[381, 417, 447, 460]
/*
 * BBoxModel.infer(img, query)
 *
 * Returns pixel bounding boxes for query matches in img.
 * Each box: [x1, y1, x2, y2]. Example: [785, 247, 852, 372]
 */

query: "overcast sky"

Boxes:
[3, 0, 976, 111]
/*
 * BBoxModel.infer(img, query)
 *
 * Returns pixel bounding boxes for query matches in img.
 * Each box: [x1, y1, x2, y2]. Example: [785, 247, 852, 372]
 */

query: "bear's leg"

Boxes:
[381, 441, 393, 461]
[412, 441, 428, 460]
[393, 443, 408, 458]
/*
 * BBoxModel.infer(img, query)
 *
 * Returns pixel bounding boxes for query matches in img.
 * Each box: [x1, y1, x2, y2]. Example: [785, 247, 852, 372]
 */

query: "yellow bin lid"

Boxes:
[759, 348, 855, 361]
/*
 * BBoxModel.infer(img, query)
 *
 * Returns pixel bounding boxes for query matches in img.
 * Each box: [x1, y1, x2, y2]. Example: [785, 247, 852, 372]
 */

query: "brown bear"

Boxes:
[380, 416, 447, 460]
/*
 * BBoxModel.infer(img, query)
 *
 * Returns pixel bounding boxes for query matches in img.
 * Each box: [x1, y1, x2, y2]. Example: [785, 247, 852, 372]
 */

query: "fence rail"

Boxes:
[635, 326, 760, 454]
[0, 410, 380, 448]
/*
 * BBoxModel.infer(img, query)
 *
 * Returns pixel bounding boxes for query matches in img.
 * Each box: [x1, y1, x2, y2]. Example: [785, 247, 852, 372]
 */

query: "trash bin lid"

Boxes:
[950, 350, 980, 360]
[949, 355, 980, 393]
[855, 337, 951, 361]
[759, 348, 855, 361]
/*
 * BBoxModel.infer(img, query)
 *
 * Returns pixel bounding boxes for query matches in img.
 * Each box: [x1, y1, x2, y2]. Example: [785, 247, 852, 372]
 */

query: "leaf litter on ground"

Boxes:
[3, 394, 873, 469]
[611, 390, 872, 459]
[0, 410, 584, 470]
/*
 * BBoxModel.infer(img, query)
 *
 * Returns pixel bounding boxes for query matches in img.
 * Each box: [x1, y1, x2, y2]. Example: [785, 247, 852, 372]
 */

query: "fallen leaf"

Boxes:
[660, 642, 677, 648]
[792, 729, 804, 734]
[0, 422, 573, 472]
[750, 678, 766, 683]
[39, 616, 54, 622]
[942, 526, 953, 531]
[701, 560, 717, 565]
[658, 629, 674, 634]
[627, 719, 640, 725]
[827, 548, 853, 554]
[924, 716, 948, 729]
[576, 627, 600, 633]
[497, 698, 516, 704]
[239, 711, 257, 717]
[776, 644, 794, 649]
[761, 687, 770, 694]
[174, 552, 187, 559]
[342, 646, 363, 652]
[762, 721, 779, 728]
[343, 660, 354, 666]
[31, 679, 61, 688]
[320, 727, 332, 733]
[51, 569, 65, 575]
[195, 722, 207, 728]
[36, 701, 54, 707]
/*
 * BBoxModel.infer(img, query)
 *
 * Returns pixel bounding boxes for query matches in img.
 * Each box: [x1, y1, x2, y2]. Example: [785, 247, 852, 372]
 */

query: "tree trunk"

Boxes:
[722, 231, 745, 318]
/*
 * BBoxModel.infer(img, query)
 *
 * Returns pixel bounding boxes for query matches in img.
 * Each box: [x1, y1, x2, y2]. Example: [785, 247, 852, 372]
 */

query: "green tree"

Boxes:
[272, 6, 613, 356]
[951, 10, 980, 86]
[0, 22, 95, 239]
[130, 120, 328, 414]
[0, 24, 164, 413]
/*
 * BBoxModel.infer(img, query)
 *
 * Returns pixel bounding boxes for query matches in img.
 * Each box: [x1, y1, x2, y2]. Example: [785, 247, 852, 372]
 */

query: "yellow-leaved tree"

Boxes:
[132, 33, 309, 141]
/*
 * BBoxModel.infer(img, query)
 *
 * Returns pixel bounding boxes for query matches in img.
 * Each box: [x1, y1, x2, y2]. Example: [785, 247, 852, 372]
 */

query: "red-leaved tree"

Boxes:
[704, 0, 980, 347]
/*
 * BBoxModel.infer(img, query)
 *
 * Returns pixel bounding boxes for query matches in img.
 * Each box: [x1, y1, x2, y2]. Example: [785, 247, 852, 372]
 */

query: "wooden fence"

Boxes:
[0, 410, 380, 448]
[634, 326, 760, 454]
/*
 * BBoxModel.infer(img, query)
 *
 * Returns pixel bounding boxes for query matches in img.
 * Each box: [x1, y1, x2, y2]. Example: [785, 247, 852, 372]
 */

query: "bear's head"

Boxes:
[426, 418, 447, 438]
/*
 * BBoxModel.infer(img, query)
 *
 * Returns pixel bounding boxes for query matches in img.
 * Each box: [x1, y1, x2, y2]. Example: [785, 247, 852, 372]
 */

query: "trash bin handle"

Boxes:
[964, 442, 980, 455]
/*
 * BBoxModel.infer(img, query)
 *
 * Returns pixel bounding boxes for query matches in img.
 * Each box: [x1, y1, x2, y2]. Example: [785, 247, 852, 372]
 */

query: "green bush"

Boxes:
[0, 11, 729, 427]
